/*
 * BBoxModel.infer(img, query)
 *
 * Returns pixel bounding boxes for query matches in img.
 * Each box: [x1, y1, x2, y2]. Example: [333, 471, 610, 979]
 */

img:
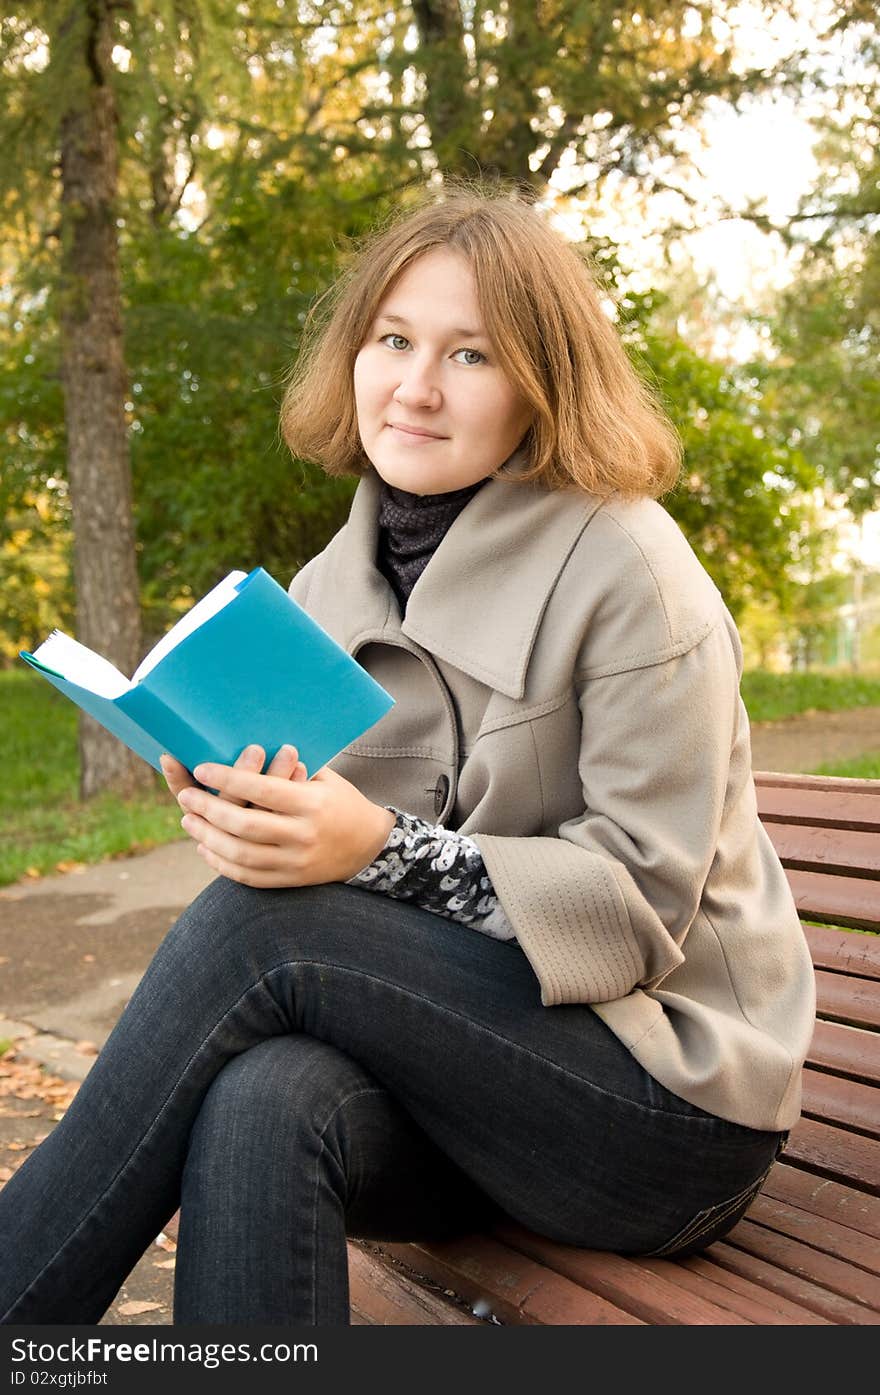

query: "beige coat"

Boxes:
[288, 463, 816, 1132]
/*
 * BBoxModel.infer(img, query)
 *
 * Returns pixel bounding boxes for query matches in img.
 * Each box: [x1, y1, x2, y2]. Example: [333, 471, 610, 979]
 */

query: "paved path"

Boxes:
[748, 703, 880, 774]
[0, 841, 213, 1325]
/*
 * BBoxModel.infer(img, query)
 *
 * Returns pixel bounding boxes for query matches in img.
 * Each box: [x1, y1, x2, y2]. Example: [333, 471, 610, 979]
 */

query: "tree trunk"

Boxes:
[57, 2, 150, 798]
[411, 0, 483, 181]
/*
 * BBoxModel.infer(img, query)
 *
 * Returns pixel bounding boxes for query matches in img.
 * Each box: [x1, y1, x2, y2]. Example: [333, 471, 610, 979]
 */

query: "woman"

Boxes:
[0, 186, 815, 1325]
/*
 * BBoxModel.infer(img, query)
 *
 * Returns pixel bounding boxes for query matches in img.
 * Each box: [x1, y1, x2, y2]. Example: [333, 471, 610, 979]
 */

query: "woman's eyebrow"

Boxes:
[376, 311, 488, 339]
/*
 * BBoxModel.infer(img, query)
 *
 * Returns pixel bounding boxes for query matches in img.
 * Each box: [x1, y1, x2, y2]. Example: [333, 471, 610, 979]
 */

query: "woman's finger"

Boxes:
[180, 810, 292, 868]
[221, 744, 267, 807]
[177, 786, 298, 844]
[191, 761, 309, 814]
[159, 754, 195, 799]
[192, 840, 294, 889]
[266, 744, 308, 782]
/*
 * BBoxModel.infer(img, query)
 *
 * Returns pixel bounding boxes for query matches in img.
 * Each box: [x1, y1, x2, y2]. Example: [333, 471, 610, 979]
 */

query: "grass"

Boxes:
[0, 669, 182, 887]
[810, 753, 880, 779]
[2, 665, 880, 887]
[740, 670, 880, 723]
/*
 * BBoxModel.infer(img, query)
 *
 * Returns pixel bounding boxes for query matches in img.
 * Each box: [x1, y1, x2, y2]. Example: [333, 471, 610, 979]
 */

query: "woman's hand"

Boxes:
[160, 745, 396, 888]
[160, 743, 304, 806]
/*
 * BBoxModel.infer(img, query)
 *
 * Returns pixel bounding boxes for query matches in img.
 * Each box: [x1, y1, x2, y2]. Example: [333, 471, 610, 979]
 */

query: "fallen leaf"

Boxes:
[0, 956, 9, 965]
[74, 1041, 98, 1056]
[55, 860, 86, 874]
[0, 1167, 13, 1182]
[7, 1141, 30, 1151]
[154, 1234, 177, 1253]
[0, 1057, 80, 1114]
[117, 1301, 162, 1316]
[154, 1258, 176, 1270]
[82, 954, 96, 963]
[23, 867, 41, 879]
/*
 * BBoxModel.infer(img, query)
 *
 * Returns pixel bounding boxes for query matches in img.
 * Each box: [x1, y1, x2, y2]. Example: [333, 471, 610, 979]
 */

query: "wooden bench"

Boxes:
[347, 771, 880, 1326]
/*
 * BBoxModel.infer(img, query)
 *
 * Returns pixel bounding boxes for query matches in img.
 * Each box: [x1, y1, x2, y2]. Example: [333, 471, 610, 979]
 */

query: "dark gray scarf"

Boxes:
[376, 477, 486, 613]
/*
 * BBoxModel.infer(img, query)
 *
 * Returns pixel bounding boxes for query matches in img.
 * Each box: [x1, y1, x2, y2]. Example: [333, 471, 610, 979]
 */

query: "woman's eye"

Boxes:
[377, 335, 484, 363]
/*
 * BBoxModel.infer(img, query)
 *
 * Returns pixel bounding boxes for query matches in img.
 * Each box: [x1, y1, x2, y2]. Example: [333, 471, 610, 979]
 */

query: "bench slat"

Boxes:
[788, 873, 880, 932]
[347, 1243, 483, 1325]
[802, 1066, 880, 1137]
[755, 771, 880, 798]
[804, 924, 880, 979]
[756, 782, 880, 831]
[638, 1256, 827, 1324]
[744, 1193, 880, 1275]
[706, 1240, 880, 1324]
[783, 1116, 880, 1193]
[808, 1020, 880, 1087]
[726, 1216, 880, 1310]
[762, 1162, 880, 1240]
[815, 969, 880, 1030]
[680, 1253, 831, 1324]
[493, 1222, 752, 1326]
[377, 1237, 644, 1326]
[766, 824, 880, 878]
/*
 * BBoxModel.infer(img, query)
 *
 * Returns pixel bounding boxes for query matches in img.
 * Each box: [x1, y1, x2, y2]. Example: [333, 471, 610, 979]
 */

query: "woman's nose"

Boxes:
[392, 358, 441, 409]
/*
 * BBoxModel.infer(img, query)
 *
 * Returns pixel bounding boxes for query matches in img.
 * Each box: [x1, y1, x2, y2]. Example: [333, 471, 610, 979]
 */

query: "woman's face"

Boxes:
[353, 248, 534, 496]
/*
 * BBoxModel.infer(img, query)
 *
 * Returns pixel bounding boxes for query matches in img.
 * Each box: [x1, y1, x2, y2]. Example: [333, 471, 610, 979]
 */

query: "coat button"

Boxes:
[434, 774, 450, 816]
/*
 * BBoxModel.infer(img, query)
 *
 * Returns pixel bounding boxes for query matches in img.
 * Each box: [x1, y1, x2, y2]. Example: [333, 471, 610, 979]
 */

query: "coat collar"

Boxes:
[314, 461, 603, 700]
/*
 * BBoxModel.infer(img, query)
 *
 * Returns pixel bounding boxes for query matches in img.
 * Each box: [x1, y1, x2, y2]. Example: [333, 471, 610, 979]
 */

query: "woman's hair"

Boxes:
[280, 184, 681, 498]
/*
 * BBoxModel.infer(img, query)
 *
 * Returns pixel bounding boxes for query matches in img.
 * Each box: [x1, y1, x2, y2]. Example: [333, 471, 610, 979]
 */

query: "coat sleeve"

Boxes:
[473, 609, 745, 1007]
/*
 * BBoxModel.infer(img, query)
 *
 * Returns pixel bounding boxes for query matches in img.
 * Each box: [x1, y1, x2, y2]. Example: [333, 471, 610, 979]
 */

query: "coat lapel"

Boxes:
[310, 465, 604, 700]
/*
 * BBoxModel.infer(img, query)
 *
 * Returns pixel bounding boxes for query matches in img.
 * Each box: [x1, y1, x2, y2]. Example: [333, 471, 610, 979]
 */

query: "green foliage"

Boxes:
[1, 2, 408, 642]
[740, 670, 880, 723]
[0, 670, 181, 885]
[607, 273, 822, 618]
[812, 753, 880, 778]
[758, 263, 880, 516]
[406, 0, 797, 187]
[0, 0, 849, 660]
[658, 338, 820, 617]
[122, 201, 353, 631]
[756, 3, 880, 513]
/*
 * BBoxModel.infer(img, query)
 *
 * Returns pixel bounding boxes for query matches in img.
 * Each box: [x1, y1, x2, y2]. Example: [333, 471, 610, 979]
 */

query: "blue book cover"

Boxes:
[19, 567, 395, 778]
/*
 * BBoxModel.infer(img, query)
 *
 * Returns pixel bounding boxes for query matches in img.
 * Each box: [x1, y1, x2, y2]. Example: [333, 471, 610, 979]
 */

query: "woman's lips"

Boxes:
[387, 423, 447, 440]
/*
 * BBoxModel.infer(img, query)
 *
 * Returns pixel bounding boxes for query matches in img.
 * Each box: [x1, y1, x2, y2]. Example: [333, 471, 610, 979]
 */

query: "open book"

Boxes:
[20, 567, 395, 778]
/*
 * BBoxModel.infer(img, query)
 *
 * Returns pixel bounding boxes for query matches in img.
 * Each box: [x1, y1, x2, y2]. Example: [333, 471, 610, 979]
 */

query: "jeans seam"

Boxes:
[642, 1164, 772, 1257]
[310, 1086, 387, 1325]
[264, 957, 719, 1128]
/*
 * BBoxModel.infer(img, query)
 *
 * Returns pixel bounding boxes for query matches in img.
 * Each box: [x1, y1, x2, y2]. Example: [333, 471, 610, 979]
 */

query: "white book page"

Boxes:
[132, 570, 248, 683]
[31, 631, 131, 699]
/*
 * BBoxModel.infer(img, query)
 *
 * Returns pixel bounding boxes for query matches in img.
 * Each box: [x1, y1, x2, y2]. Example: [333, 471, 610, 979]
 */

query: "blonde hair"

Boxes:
[280, 185, 681, 498]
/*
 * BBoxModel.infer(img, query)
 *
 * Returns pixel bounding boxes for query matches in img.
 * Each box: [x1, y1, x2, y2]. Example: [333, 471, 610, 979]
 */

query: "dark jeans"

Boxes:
[0, 879, 784, 1325]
